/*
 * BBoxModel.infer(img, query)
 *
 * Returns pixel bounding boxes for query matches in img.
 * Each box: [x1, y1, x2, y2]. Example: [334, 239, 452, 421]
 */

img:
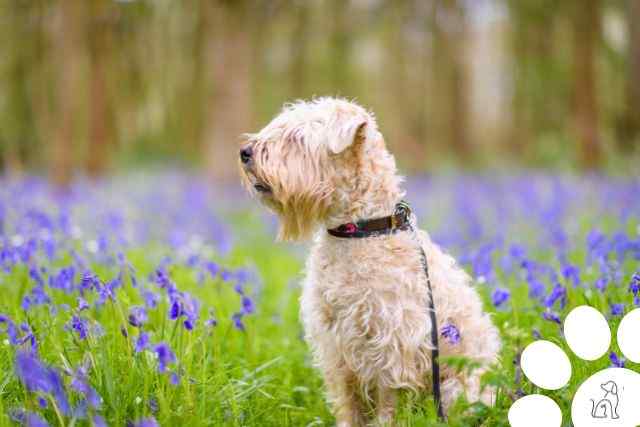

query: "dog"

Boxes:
[590, 380, 620, 419]
[239, 97, 501, 426]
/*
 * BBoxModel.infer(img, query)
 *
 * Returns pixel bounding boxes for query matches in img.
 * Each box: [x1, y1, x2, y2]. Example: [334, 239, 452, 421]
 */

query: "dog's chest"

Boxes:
[306, 235, 428, 319]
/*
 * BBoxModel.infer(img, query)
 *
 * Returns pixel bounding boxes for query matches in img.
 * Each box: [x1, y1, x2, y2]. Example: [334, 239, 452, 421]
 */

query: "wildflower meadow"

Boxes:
[0, 173, 638, 427]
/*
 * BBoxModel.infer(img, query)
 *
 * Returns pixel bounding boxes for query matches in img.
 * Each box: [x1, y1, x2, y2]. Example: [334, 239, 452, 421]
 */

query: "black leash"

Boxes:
[415, 233, 444, 420]
[327, 201, 444, 420]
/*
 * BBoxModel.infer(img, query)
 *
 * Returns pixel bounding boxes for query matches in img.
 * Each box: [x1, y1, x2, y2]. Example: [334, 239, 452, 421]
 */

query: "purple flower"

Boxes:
[141, 288, 160, 308]
[77, 297, 89, 311]
[170, 372, 180, 386]
[544, 284, 567, 309]
[71, 364, 101, 409]
[630, 272, 640, 295]
[241, 296, 255, 315]
[232, 312, 245, 331]
[441, 324, 461, 345]
[205, 261, 219, 278]
[93, 415, 107, 427]
[205, 317, 218, 328]
[491, 288, 510, 308]
[169, 300, 180, 320]
[68, 316, 89, 340]
[610, 352, 625, 368]
[610, 303, 625, 316]
[595, 276, 608, 292]
[14, 352, 70, 415]
[37, 396, 48, 408]
[128, 306, 148, 328]
[132, 417, 159, 427]
[154, 342, 176, 373]
[542, 310, 561, 325]
[10, 410, 49, 427]
[135, 332, 150, 353]
[561, 264, 580, 286]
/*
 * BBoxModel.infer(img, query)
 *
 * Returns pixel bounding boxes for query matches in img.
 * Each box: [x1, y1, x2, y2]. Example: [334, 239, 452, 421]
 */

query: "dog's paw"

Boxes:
[508, 305, 640, 427]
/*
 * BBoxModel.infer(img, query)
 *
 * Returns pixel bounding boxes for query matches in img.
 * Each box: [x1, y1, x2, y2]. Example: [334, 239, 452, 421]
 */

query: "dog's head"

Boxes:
[239, 97, 400, 241]
[600, 381, 618, 396]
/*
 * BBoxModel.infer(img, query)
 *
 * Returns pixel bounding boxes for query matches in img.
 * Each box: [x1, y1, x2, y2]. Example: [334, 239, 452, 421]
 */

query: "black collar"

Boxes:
[327, 201, 412, 238]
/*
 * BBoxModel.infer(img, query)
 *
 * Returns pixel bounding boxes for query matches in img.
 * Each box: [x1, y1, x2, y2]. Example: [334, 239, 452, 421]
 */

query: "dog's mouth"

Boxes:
[253, 183, 271, 194]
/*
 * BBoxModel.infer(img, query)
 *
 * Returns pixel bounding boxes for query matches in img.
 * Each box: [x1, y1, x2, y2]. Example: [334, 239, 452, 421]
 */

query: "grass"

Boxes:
[0, 174, 638, 426]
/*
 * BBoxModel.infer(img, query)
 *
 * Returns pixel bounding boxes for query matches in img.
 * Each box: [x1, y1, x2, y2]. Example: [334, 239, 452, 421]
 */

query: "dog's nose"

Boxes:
[240, 145, 253, 164]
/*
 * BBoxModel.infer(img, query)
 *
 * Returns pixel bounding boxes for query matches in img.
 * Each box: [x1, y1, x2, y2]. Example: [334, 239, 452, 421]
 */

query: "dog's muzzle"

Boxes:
[240, 143, 272, 194]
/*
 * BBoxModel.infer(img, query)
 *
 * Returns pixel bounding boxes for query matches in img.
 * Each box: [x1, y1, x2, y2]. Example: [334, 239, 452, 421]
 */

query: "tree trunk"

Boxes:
[290, 2, 310, 97]
[620, 0, 640, 149]
[50, 0, 82, 188]
[433, 0, 471, 163]
[572, 0, 602, 169]
[329, 0, 351, 94]
[204, 0, 252, 181]
[87, 0, 113, 178]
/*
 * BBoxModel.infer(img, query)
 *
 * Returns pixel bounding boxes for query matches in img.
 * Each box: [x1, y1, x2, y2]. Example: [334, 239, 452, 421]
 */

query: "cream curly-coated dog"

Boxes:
[239, 97, 501, 426]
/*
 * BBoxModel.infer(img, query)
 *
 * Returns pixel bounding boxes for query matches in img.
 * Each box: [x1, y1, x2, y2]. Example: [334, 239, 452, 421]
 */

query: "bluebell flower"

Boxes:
[141, 288, 160, 308]
[491, 288, 510, 308]
[93, 415, 107, 427]
[169, 300, 180, 320]
[544, 284, 567, 309]
[561, 263, 580, 286]
[610, 352, 625, 368]
[154, 343, 176, 373]
[205, 261, 218, 278]
[595, 276, 608, 292]
[71, 363, 101, 409]
[220, 270, 233, 282]
[232, 313, 245, 331]
[128, 306, 148, 328]
[14, 351, 70, 415]
[241, 296, 255, 315]
[135, 332, 150, 353]
[68, 316, 89, 340]
[542, 310, 561, 325]
[441, 324, 461, 345]
[132, 417, 159, 427]
[77, 297, 89, 311]
[10, 409, 49, 427]
[610, 303, 625, 316]
[629, 272, 640, 295]
[205, 318, 218, 328]
[170, 372, 180, 386]
[38, 396, 48, 408]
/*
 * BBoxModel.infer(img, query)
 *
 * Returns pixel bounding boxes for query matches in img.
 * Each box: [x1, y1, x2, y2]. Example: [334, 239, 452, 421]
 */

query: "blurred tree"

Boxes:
[619, 0, 640, 149]
[87, 0, 115, 177]
[433, 0, 471, 162]
[0, 0, 40, 175]
[571, 0, 602, 169]
[204, 0, 252, 180]
[290, 1, 310, 97]
[505, 0, 569, 161]
[50, 0, 83, 187]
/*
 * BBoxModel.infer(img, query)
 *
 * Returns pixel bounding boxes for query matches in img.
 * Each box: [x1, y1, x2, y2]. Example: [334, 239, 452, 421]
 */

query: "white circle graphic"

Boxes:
[564, 305, 611, 361]
[617, 308, 640, 363]
[521, 340, 571, 390]
[508, 394, 562, 427]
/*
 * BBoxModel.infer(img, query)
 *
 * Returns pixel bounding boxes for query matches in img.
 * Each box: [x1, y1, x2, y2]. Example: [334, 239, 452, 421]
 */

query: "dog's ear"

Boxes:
[326, 115, 367, 154]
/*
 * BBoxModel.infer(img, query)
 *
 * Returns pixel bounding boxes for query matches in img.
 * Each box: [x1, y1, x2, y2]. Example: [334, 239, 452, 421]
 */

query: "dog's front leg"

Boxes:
[324, 368, 367, 427]
[374, 386, 397, 426]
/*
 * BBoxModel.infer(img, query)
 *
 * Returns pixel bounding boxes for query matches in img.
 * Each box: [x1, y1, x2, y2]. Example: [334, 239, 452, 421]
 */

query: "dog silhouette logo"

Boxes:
[590, 380, 620, 419]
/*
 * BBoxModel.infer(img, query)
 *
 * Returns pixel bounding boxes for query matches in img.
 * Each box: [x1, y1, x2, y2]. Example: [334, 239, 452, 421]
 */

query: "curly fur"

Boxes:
[240, 97, 501, 426]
